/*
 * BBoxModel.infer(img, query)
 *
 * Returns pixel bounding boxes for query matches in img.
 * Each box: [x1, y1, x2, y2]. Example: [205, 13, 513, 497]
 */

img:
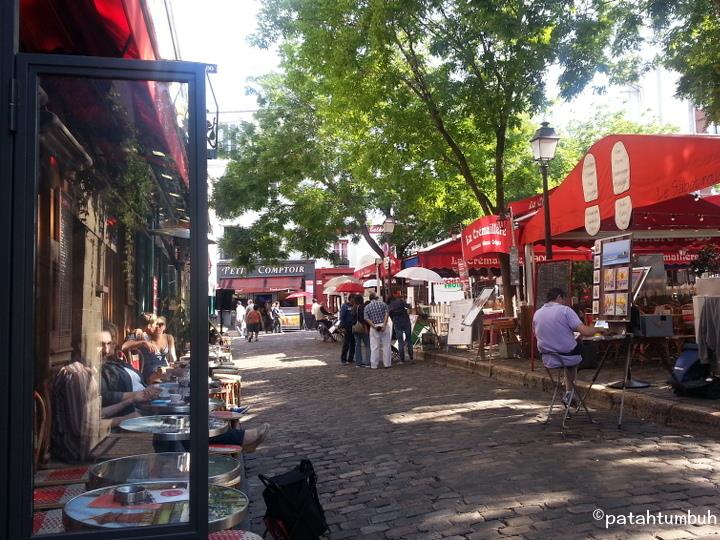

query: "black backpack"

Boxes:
[259, 459, 328, 540]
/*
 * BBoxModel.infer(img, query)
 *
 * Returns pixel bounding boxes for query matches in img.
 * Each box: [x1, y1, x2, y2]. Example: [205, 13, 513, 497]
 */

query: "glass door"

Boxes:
[10, 54, 211, 540]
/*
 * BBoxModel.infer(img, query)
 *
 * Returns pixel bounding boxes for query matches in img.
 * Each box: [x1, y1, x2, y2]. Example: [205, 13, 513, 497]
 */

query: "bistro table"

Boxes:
[120, 415, 228, 453]
[137, 398, 226, 416]
[87, 452, 242, 489]
[62, 481, 248, 531]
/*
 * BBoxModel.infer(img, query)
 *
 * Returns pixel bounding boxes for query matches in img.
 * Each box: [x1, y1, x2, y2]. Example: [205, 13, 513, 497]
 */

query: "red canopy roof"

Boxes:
[520, 134, 720, 244]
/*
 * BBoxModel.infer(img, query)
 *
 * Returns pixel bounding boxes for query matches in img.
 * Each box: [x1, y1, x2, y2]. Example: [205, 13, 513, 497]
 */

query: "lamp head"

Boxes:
[530, 121, 560, 162]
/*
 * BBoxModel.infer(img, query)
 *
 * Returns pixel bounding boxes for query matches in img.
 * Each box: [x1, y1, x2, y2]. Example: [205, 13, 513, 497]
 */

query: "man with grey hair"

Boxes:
[364, 293, 392, 368]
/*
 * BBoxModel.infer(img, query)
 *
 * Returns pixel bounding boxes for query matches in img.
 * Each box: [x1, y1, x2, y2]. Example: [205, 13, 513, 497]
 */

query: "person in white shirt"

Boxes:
[235, 300, 246, 337]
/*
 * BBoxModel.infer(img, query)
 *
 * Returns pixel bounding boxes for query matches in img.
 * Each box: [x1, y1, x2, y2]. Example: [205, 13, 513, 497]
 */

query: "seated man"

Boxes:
[103, 324, 270, 451]
[532, 288, 604, 406]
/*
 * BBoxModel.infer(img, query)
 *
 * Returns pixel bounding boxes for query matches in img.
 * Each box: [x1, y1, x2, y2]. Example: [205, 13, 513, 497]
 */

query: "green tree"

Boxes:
[212, 71, 479, 266]
[644, 0, 720, 125]
[254, 0, 640, 313]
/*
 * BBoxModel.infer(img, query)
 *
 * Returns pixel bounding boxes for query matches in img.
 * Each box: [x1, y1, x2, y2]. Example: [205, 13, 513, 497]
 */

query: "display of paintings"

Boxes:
[603, 268, 616, 291]
[594, 254, 601, 269]
[592, 300, 599, 314]
[593, 285, 600, 299]
[603, 293, 616, 316]
[602, 237, 631, 266]
[615, 293, 629, 316]
[593, 270, 600, 284]
[615, 267, 629, 291]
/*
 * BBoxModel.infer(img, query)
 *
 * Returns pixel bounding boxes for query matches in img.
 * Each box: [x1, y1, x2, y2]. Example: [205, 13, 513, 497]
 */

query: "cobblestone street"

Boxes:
[235, 331, 720, 540]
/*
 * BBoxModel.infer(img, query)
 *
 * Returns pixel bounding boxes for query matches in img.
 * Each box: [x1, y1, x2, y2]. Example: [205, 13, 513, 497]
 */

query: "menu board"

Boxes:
[597, 234, 632, 322]
[535, 260, 572, 307]
[447, 299, 475, 346]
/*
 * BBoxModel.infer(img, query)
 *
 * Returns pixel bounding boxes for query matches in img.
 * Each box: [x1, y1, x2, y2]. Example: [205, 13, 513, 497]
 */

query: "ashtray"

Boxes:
[113, 485, 147, 505]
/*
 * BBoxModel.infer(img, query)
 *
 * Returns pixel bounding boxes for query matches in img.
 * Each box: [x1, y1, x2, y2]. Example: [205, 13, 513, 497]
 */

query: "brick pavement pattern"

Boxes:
[233, 331, 720, 540]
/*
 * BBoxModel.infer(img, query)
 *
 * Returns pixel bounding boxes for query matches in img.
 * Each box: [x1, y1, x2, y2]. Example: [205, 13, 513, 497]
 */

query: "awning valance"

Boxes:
[520, 134, 720, 245]
[218, 276, 302, 293]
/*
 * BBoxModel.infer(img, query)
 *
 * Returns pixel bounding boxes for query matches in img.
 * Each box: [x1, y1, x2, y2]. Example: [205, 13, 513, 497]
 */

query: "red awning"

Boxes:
[266, 277, 302, 291]
[520, 134, 720, 245]
[218, 277, 302, 293]
[413, 238, 590, 270]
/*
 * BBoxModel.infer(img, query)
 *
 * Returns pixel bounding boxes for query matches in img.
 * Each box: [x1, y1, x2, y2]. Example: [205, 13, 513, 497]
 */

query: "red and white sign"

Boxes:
[461, 215, 511, 259]
[457, 258, 470, 290]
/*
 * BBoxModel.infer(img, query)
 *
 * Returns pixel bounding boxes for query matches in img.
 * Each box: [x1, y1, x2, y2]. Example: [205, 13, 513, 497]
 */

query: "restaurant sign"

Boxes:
[461, 215, 511, 260]
[217, 260, 310, 279]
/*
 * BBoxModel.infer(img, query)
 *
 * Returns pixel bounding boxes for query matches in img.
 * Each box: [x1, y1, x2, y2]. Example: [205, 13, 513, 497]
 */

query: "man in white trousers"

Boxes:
[364, 293, 392, 369]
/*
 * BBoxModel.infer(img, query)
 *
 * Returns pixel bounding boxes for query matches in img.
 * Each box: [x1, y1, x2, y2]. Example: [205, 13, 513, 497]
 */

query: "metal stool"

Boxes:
[544, 356, 595, 430]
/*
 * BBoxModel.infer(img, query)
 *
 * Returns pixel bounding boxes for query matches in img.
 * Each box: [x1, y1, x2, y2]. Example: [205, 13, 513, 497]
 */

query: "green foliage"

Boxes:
[645, 0, 720, 124]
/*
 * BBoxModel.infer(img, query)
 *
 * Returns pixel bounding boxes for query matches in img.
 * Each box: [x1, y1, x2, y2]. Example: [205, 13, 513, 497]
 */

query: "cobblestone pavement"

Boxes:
[233, 331, 720, 540]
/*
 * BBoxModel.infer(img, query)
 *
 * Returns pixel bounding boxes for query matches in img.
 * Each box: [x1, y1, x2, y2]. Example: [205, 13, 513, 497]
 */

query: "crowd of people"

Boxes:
[337, 292, 415, 369]
[235, 300, 286, 341]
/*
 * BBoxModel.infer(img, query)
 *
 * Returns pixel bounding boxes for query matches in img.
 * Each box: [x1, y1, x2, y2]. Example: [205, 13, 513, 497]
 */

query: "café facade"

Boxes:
[1, 2, 216, 539]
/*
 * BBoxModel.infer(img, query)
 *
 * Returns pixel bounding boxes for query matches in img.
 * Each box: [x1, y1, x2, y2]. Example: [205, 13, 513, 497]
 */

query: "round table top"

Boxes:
[119, 416, 228, 441]
[137, 398, 225, 416]
[87, 453, 242, 489]
[209, 410, 244, 421]
[62, 481, 248, 531]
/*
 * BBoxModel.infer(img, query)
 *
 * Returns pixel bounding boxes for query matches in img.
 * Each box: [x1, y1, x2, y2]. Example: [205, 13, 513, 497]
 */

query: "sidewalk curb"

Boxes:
[418, 349, 720, 436]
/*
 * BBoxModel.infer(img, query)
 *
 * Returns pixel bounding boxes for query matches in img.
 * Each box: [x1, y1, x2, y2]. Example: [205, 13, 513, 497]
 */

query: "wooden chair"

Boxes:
[33, 391, 48, 468]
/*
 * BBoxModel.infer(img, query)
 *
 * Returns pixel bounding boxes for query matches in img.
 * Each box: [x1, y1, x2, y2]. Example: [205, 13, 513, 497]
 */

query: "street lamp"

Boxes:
[380, 214, 396, 297]
[530, 121, 560, 260]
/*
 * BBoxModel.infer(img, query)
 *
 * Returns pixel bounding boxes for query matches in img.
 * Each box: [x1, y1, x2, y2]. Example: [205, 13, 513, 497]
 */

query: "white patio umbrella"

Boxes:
[394, 267, 443, 283]
[323, 275, 361, 289]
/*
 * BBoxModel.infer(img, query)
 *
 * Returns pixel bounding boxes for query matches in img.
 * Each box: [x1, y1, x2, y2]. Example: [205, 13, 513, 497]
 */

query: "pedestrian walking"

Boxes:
[246, 305, 263, 342]
[271, 302, 284, 333]
[339, 296, 355, 364]
[352, 295, 370, 367]
[235, 300, 246, 337]
[364, 293, 392, 368]
[388, 291, 414, 363]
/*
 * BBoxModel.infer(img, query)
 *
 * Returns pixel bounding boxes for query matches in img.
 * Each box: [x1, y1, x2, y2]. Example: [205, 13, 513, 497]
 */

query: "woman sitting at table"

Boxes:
[151, 316, 177, 365]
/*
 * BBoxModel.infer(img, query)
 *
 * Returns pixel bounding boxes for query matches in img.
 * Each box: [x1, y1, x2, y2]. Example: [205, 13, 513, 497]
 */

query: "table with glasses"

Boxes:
[137, 398, 226, 416]
[120, 415, 228, 453]
[62, 481, 248, 531]
[87, 452, 242, 489]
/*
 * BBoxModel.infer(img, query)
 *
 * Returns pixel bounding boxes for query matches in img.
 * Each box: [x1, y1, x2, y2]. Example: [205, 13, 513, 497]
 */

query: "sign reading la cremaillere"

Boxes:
[461, 215, 511, 261]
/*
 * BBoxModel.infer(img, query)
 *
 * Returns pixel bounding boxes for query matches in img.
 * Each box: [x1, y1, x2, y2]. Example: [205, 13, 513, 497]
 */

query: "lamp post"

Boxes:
[380, 214, 396, 298]
[530, 121, 560, 260]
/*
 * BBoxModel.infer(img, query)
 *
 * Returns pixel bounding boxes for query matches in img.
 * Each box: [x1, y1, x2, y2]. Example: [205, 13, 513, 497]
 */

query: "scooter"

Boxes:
[317, 316, 344, 342]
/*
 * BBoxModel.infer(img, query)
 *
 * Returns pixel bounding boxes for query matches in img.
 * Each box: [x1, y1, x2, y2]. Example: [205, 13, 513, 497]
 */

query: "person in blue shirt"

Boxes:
[339, 297, 355, 364]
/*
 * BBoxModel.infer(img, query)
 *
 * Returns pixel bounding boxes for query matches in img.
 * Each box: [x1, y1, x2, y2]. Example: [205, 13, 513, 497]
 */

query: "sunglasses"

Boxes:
[157, 322, 165, 327]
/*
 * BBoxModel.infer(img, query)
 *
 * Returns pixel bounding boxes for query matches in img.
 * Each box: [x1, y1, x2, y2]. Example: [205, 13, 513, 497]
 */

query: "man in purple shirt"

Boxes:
[533, 288, 603, 406]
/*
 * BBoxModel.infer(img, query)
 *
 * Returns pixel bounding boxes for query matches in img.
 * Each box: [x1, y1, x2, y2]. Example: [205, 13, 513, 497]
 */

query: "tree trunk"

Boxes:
[494, 123, 514, 316]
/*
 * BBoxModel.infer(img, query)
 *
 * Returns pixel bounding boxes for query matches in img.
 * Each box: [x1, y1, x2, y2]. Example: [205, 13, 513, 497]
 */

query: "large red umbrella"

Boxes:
[285, 291, 313, 299]
[334, 282, 365, 294]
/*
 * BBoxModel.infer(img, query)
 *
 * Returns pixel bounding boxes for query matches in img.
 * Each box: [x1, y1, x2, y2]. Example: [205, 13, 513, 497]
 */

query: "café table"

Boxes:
[137, 398, 226, 416]
[87, 452, 242, 489]
[62, 481, 248, 531]
[120, 415, 228, 453]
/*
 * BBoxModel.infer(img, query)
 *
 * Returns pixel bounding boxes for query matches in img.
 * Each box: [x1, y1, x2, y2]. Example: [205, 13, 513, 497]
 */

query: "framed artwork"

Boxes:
[593, 285, 600, 299]
[592, 300, 599, 314]
[594, 254, 601, 269]
[603, 293, 616, 316]
[602, 237, 631, 266]
[615, 267, 629, 291]
[615, 293, 629, 316]
[593, 270, 600, 284]
[603, 268, 616, 291]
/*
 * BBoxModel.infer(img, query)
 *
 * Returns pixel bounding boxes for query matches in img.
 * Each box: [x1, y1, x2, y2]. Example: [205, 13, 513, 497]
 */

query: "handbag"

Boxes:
[352, 321, 367, 334]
